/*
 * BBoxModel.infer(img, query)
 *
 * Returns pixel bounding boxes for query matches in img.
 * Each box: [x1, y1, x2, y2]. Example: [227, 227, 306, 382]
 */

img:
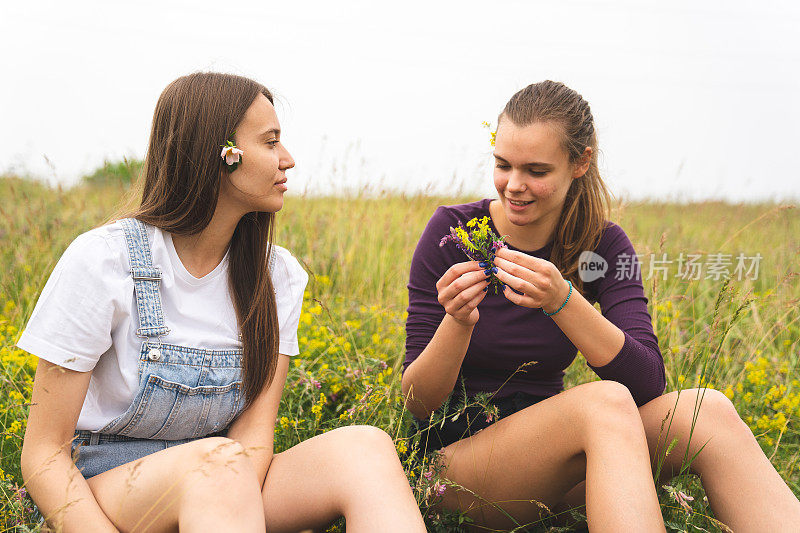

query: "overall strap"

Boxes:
[119, 218, 170, 341]
[268, 247, 277, 273]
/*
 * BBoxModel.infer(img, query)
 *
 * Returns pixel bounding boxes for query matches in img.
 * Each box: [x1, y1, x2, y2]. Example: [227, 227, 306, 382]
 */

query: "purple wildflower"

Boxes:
[672, 490, 694, 514]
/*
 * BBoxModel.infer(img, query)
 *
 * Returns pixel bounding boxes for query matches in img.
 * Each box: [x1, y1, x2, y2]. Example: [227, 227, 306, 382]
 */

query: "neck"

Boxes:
[489, 199, 559, 252]
[171, 203, 244, 278]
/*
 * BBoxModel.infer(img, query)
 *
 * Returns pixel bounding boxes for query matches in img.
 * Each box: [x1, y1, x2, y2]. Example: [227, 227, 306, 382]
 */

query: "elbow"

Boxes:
[400, 360, 415, 402]
[400, 373, 415, 411]
[19, 447, 32, 486]
[19, 439, 42, 489]
[20, 434, 38, 483]
[632, 377, 667, 408]
[20, 436, 69, 488]
[648, 357, 667, 402]
[633, 390, 658, 408]
[400, 372, 432, 420]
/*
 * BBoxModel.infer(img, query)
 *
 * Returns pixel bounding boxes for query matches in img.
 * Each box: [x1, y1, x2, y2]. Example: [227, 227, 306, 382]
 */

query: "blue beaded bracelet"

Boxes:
[543, 280, 572, 317]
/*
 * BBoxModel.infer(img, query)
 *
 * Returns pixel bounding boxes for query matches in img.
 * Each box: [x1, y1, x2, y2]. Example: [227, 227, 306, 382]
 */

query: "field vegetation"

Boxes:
[0, 165, 798, 531]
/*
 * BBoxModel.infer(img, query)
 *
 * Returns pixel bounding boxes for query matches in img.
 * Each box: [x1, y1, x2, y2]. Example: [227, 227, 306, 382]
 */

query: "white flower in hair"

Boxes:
[221, 143, 244, 166]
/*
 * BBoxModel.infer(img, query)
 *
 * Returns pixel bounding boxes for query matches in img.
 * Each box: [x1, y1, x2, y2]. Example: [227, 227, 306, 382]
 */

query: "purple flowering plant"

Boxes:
[439, 216, 507, 294]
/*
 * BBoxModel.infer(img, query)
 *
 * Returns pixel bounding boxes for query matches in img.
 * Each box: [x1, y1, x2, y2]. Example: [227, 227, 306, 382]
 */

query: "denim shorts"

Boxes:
[412, 391, 549, 457]
[70, 428, 229, 479]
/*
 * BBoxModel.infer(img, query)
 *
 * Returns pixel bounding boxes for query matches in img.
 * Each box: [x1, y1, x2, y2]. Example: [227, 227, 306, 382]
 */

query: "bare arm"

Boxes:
[402, 315, 476, 419]
[21, 360, 118, 533]
[494, 246, 665, 405]
[494, 248, 625, 367]
[401, 261, 489, 419]
[545, 283, 624, 366]
[225, 353, 290, 489]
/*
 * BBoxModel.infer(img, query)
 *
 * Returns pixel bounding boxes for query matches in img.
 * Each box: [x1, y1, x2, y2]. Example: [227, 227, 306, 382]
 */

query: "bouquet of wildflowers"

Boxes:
[439, 216, 507, 294]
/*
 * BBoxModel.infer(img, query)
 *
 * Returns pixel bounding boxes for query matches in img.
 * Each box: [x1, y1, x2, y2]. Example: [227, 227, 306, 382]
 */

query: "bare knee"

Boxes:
[576, 381, 639, 421]
[697, 388, 746, 427]
[569, 381, 644, 447]
[193, 436, 247, 463]
[318, 426, 406, 511]
[324, 425, 406, 479]
[328, 425, 397, 459]
[680, 388, 750, 437]
[649, 388, 748, 478]
[330, 424, 393, 444]
[187, 437, 259, 494]
[353, 424, 396, 449]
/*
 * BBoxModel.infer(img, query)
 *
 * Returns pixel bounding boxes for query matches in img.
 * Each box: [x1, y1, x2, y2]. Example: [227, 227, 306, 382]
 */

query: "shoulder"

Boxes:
[594, 221, 637, 256]
[58, 222, 127, 274]
[270, 245, 309, 289]
[582, 222, 640, 298]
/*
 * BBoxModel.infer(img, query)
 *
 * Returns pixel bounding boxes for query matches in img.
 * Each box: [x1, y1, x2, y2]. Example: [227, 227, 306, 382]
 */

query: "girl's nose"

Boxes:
[506, 170, 527, 192]
[280, 146, 295, 171]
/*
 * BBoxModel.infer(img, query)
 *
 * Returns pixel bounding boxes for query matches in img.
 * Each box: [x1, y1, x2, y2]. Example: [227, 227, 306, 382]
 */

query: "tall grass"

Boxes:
[1, 172, 798, 531]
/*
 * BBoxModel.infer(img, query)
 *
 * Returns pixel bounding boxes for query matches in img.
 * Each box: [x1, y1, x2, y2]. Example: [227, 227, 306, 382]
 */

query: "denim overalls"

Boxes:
[70, 217, 249, 479]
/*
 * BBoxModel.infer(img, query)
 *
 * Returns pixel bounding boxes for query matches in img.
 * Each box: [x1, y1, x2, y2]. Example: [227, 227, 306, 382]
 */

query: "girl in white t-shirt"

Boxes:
[18, 72, 426, 533]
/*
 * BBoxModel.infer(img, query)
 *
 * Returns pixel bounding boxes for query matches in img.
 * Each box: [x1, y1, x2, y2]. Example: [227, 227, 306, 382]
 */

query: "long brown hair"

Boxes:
[500, 80, 612, 294]
[113, 72, 279, 411]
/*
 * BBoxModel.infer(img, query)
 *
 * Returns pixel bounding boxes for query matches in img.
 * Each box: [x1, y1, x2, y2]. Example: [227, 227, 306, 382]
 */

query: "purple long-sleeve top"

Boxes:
[403, 199, 666, 408]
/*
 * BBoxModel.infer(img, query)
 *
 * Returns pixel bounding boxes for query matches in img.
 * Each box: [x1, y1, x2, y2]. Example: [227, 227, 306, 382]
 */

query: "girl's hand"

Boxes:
[493, 248, 570, 313]
[436, 261, 491, 326]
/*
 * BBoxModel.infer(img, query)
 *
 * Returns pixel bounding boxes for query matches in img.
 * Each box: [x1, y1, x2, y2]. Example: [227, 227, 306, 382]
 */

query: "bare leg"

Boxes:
[557, 388, 800, 532]
[82, 436, 266, 532]
[261, 425, 426, 533]
[428, 380, 665, 532]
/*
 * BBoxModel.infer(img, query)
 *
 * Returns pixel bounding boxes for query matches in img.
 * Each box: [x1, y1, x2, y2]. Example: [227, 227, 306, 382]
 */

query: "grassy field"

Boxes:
[0, 171, 798, 532]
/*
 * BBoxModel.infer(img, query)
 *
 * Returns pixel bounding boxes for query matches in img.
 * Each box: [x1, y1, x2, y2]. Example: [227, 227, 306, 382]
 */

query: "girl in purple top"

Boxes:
[402, 81, 800, 531]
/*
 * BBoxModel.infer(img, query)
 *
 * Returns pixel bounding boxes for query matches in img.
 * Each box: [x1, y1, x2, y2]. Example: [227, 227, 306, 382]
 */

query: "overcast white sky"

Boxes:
[2, 0, 799, 201]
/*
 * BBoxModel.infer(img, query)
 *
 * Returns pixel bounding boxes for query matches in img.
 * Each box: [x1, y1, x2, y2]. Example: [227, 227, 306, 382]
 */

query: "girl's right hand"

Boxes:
[436, 261, 491, 326]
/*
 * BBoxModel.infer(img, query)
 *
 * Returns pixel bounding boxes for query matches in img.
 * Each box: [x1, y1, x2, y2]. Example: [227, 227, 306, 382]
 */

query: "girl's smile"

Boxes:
[506, 197, 535, 210]
[490, 119, 590, 251]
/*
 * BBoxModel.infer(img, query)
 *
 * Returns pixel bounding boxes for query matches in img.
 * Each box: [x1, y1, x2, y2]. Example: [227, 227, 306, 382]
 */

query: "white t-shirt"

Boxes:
[16, 221, 309, 431]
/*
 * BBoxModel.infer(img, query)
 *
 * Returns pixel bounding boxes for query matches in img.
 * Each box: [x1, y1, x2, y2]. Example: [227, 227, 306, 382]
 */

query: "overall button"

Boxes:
[147, 348, 162, 361]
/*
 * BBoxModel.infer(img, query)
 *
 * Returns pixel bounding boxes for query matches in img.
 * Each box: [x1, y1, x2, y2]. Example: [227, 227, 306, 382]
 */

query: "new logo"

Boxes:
[578, 251, 608, 282]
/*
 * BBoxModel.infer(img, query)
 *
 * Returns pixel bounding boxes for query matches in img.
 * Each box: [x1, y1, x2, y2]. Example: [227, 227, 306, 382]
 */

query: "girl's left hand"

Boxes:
[493, 247, 571, 313]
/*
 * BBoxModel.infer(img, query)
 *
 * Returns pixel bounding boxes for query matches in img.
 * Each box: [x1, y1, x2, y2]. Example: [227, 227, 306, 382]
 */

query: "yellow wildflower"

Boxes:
[722, 386, 734, 400]
[396, 440, 408, 454]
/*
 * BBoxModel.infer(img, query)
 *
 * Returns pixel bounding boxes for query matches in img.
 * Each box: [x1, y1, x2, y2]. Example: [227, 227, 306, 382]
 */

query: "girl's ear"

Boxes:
[572, 146, 592, 179]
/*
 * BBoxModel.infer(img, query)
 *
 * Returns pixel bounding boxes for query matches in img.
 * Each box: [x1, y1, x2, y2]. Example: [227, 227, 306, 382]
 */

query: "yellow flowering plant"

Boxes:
[439, 216, 507, 294]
